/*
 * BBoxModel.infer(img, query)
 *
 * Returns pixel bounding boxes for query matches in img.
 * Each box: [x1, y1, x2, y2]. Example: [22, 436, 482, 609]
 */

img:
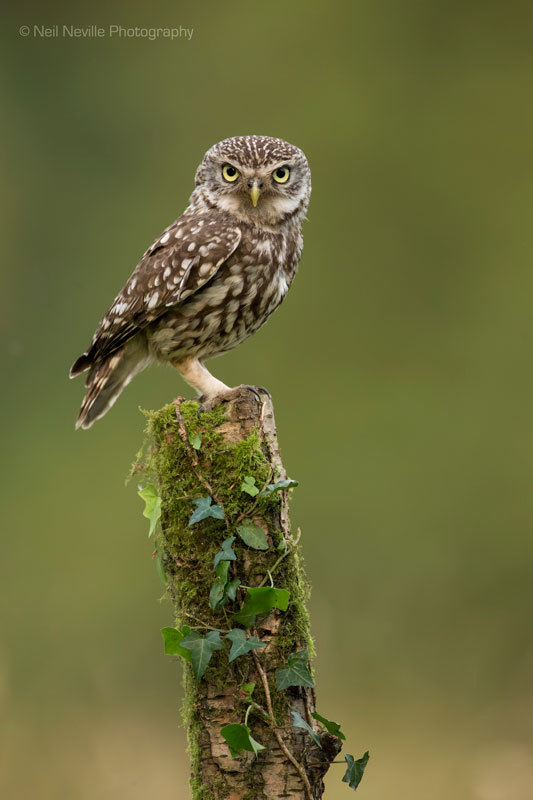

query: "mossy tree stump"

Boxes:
[144, 389, 342, 799]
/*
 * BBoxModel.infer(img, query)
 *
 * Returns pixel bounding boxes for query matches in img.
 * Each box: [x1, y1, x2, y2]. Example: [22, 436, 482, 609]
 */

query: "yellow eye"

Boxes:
[273, 166, 290, 184]
[222, 164, 239, 182]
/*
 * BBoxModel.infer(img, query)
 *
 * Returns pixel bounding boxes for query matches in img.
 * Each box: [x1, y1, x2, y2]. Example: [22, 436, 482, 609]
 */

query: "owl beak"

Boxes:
[249, 179, 262, 207]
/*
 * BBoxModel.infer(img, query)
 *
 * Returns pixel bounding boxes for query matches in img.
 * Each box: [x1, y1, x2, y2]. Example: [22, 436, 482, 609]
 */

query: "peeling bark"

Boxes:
[146, 390, 341, 799]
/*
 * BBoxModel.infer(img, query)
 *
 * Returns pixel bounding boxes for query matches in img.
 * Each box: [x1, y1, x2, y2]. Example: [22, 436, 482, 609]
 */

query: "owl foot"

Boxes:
[197, 384, 269, 417]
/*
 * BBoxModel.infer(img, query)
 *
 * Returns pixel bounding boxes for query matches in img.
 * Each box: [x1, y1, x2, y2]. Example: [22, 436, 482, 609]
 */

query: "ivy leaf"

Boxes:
[231, 611, 257, 627]
[213, 536, 236, 570]
[216, 560, 230, 582]
[226, 629, 266, 662]
[275, 648, 314, 690]
[241, 476, 259, 497]
[189, 432, 202, 450]
[188, 496, 225, 526]
[342, 752, 370, 791]
[240, 682, 255, 700]
[221, 723, 265, 758]
[137, 483, 162, 537]
[236, 520, 269, 550]
[209, 561, 230, 611]
[209, 582, 226, 610]
[180, 630, 223, 680]
[291, 711, 322, 748]
[258, 479, 299, 497]
[311, 711, 346, 740]
[161, 626, 192, 661]
[241, 586, 289, 615]
[232, 586, 290, 625]
[210, 548, 240, 610]
[154, 549, 168, 585]
[227, 577, 241, 602]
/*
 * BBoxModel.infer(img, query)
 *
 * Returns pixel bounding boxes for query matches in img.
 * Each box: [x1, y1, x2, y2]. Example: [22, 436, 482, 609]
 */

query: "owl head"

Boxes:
[193, 135, 311, 226]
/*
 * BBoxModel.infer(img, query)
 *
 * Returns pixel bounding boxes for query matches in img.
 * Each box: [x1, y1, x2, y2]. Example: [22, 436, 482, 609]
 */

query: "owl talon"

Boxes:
[241, 385, 264, 405]
[196, 384, 268, 417]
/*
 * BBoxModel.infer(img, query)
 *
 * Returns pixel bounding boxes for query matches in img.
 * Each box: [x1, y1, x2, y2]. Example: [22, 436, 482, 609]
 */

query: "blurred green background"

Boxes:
[2, 2, 533, 798]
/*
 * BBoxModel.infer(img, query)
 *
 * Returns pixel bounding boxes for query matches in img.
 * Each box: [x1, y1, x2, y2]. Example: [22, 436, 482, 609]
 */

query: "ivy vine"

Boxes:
[137, 407, 370, 794]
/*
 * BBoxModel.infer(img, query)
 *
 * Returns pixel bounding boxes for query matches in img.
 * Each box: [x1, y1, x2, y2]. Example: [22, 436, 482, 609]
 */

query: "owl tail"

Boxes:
[72, 337, 151, 430]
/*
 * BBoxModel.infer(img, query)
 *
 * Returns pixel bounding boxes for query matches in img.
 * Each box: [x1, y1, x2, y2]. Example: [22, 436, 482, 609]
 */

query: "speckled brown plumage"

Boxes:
[70, 135, 311, 429]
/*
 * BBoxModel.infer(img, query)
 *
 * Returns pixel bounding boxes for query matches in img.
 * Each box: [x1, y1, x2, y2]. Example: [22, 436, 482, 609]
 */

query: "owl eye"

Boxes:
[222, 164, 239, 182]
[272, 166, 290, 184]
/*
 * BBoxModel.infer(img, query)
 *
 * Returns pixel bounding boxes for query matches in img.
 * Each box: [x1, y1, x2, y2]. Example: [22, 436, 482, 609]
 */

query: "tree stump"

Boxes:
[142, 389, 342, 799]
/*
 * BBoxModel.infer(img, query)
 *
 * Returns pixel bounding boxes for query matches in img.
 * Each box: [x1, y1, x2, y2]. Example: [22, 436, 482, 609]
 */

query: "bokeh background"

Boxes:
[2, 2, 533, 798]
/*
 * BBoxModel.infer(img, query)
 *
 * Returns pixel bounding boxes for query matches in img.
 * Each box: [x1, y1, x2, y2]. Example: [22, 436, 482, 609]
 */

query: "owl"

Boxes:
[70, 135, 311, 429]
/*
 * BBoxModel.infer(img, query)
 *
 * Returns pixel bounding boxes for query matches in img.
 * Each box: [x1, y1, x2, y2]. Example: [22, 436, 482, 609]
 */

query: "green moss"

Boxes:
[182, 670, 206, 799]
[141, 401, 284, 621]
[145, 402, 269, 522]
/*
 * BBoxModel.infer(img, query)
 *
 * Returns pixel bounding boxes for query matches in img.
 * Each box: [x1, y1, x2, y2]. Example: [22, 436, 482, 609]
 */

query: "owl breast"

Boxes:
[147, 226, 301, 363]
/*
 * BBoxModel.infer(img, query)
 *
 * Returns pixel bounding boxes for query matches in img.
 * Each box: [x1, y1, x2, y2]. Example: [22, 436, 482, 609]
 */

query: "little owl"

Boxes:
[70, 135, 311, 428]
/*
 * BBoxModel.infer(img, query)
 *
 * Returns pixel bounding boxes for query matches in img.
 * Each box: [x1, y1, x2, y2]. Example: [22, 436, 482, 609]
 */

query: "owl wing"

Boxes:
[70, 212, 241, 377]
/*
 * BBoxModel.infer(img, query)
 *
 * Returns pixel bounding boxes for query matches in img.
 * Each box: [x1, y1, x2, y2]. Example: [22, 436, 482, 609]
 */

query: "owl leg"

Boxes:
[173, 356, 268, 413]
[173, 356, 230, 397]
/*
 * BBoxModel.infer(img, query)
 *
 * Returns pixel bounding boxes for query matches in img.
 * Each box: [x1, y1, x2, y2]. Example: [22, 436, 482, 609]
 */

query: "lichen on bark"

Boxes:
[139, 389, 341, 799]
